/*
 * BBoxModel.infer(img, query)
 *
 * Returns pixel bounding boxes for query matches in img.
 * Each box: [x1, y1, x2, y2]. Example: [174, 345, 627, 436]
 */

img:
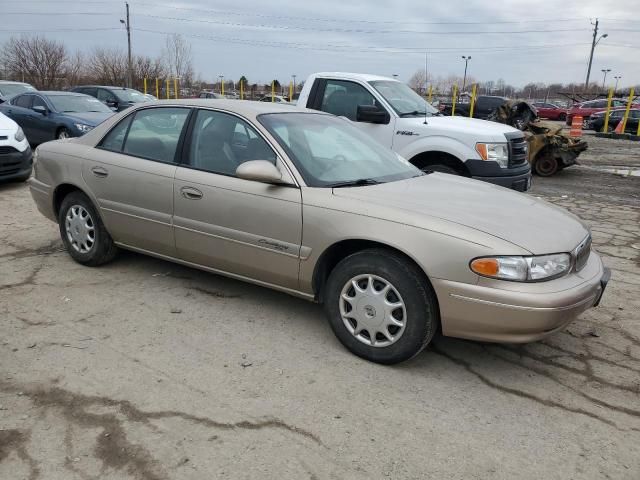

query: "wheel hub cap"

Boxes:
[65, 205, 95, 253]
[340, 274, 407, 348]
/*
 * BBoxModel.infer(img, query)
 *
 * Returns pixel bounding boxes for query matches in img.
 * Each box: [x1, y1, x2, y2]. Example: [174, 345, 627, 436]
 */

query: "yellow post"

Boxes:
[620, 87, 635, 133]
[144, 78, 147, 94]
[603, 87, 614, 133]
[271, 81, 275, 102]
[240, 80, 244, 100]
[174, 78, 178, 99]
[289, 81, 293, 102]
[155, 78, 159, 98]
[166, 78, 169, 99]
[451, 84, 458, 116]
[427, 85, 433, 103]
[221, 80, 224, 97]
[469, 84, 478, 118]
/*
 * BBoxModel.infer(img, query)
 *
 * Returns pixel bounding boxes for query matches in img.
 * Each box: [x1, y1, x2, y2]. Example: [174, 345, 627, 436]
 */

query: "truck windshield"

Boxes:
[369, 80, 439, 118]
[259, 113, 421, 187]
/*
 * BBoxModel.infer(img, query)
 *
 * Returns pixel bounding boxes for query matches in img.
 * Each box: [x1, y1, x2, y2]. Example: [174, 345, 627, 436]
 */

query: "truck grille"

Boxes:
[573, 235, 591, 272]
[0, 146, 19, 154]
[508, 136, 528, 167]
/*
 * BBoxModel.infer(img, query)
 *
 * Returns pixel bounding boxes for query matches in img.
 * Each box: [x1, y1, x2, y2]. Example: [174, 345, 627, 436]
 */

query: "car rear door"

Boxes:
[4, 94, 33, 135]
[173, 108, 302, 290]
[82, 106, 191, 257]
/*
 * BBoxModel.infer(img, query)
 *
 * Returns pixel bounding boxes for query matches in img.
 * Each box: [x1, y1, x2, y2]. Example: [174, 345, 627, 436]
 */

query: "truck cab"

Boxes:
[298, 73, 531, 191]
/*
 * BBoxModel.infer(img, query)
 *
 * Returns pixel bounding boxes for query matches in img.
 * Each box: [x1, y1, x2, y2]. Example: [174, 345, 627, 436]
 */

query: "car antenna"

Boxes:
[424, 52, 429, 125]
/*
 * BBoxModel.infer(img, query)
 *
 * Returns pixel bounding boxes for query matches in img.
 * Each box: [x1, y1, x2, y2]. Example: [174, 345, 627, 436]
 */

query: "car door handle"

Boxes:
[180, 186, 203, 200]
[91, 166, 109, 178]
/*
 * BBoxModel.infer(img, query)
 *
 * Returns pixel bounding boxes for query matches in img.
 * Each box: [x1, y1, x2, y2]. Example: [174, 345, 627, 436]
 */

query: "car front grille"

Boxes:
[573, 235, 592, 272]
[508, 136, 528, 167]
[0, 135, 8, 141]
[0, 146, 19, 154]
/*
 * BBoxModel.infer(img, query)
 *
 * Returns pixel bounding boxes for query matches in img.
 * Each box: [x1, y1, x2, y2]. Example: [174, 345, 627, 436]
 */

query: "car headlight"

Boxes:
[470, 253, 572, 282]
[74, 123, 94, 133]
[14, 126, 25, 142]
[476, 143, 509, 168]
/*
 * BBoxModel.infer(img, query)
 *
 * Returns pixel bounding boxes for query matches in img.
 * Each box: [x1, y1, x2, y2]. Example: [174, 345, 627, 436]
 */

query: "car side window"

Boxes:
[32, 96, 47, 110]
[97, 89, 117, 103]
[13, 95, 32, 108]
[320, 80, 376, 121]
[99, 116, 134, 152]
[188, 109, 276, 176]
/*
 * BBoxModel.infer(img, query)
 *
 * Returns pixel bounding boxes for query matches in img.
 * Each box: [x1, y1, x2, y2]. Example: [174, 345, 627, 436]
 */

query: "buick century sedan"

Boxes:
[29, 100, 609, 364]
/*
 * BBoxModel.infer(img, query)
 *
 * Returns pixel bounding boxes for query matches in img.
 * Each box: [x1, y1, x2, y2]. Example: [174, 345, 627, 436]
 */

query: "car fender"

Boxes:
[395, 135, 478, 164]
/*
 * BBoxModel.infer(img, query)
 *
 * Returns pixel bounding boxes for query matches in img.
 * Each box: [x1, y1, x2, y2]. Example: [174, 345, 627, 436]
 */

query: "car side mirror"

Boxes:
[356, 104, 390, 124]
[106, 100, 118, 109]
[32, 105, 47, 115]
[236, 160, 283, 184]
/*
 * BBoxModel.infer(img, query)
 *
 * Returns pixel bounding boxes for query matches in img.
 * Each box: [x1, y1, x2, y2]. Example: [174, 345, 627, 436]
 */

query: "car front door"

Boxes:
[28, 95, 58, 144]
[312, 79, 396, 149]
[173, 108, 303, 290]
[82, 106, 191, 257]
[4, 94, 33, 137]
[97, 88, 119, 111]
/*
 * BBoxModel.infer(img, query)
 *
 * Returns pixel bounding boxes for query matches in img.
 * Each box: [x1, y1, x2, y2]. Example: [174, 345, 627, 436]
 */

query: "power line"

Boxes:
[2, 12, 117, 15]
[136, 14, 589, 35]
[0, 27, 120, 33]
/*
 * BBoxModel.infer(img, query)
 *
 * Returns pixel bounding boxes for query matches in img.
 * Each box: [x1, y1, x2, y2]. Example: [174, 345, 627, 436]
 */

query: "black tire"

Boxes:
[58, 191, 118, 266]
[534, 154, 559, 177]
[423, 164, 459, 175]
[57, 128, 71, 140]
[558, 113, 566, 122]
[323, 249, 439, 364]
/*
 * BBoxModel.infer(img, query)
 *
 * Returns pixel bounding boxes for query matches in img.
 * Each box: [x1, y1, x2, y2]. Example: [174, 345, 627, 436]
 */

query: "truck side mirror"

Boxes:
[356, 104, 390, 124]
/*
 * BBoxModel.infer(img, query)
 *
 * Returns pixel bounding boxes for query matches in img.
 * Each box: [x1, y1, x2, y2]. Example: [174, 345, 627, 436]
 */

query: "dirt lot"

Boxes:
[1, 135, 639, 480]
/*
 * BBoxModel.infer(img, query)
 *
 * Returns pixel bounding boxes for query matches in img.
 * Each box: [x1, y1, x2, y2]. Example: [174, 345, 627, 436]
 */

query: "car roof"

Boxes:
[38, 91, 88, 96]
[312, 72, 397, 82]
[76, 85, 135, 90]
[129, 99, 323, 117]
[0, 80, 32, 86]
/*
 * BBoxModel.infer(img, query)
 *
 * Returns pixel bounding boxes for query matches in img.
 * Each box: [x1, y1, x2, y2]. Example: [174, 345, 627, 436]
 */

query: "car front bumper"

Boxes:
[0, 145, 32, 181]
[466, 159, 532, 192]
[432, 252, 608, 343]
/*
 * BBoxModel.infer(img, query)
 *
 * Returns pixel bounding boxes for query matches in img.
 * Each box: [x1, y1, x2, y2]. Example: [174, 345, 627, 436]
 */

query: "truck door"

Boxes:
[306, 79, 396, 149]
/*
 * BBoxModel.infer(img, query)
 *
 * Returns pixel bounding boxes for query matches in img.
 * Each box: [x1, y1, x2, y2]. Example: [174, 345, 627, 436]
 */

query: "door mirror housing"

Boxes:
[32, 105, 47, 115]
[106, 100, 118, 109]
[356, 104, 390, 124]
[236, 160, 283, 184]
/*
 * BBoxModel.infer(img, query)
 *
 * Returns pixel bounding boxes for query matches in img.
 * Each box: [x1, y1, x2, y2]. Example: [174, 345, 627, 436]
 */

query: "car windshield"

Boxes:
[114, 89, 148, 103]
[48, 95, 112, 113]
[369, 80, 439, 117]
[259, 113, 421, 187]
[0, 83, 35, 96]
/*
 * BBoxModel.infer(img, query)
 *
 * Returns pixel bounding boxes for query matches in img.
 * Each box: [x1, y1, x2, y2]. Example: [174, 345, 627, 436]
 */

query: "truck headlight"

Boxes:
[476, 143, 509, 168]
[470, 253, 571, 282]
[74, 123, 94, 133]
[15, 126, 26, 142]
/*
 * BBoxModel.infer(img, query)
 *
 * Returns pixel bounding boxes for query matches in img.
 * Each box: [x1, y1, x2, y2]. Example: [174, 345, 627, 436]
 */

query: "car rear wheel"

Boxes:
[58, 191, 118, 266]
[534, 154, 559, 176]
[323, 249, 439, 364]
[57, 128, 70, 140]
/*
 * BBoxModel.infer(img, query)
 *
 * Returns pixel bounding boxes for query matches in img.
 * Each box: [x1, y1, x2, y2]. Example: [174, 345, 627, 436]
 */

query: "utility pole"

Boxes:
[461, 56, 471, 92]
[120, 3, 132, 88]
[585, 19, 607, 90]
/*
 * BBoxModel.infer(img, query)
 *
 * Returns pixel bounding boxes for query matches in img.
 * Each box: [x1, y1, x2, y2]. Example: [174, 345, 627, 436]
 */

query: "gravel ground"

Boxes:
[1, 137, 639, 479]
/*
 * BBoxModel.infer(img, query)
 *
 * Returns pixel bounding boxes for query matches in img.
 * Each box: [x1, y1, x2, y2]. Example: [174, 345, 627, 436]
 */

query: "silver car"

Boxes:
[29, 100, 609, 364]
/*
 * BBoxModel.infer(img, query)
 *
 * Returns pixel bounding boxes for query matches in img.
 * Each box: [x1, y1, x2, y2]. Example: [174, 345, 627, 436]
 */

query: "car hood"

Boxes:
[332, 174, 588, 254]
[400, 115, 521, 141]
[63, 111, 113, 126]
[0, 111, 18, 133]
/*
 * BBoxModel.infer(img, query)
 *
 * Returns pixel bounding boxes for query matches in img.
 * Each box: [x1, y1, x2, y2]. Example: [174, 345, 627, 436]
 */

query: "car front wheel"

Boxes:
[324, 249, 439, 364]
[58, 191, 118, 266]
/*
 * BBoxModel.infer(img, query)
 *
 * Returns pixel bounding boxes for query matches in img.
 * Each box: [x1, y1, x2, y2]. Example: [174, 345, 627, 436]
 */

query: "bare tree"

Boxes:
[134, 55, 167, 90]
[409, 69, 427, 94]
[65, 50, 86, 87]
[88, 48, 127, 85]
[2, 35, 67, 89]
[163, 34, 193, 81]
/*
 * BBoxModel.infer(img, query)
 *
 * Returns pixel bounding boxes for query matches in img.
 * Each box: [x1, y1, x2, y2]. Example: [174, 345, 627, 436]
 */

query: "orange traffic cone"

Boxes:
[569, 116, 583, 138]
[614, 118, 624, 134]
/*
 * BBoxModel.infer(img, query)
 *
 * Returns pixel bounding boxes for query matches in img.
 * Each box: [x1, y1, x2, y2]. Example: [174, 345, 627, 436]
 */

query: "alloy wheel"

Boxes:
[65, 205, 95, 253]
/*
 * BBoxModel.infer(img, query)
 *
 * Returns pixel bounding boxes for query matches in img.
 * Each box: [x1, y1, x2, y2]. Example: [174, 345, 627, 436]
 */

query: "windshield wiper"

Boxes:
[325, 178, 381, 188]
[398, 110, 427, 117]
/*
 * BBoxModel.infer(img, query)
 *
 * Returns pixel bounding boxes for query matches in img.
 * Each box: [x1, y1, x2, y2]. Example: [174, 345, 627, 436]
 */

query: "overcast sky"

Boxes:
[3, 0, 639, 88]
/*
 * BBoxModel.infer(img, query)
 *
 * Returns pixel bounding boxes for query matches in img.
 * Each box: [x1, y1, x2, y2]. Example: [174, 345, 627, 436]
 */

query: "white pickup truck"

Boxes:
[297, 72, 531, 191]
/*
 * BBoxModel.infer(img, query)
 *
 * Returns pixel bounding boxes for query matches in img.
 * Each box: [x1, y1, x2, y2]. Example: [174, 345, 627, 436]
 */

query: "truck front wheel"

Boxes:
[422, 164, 459, 175]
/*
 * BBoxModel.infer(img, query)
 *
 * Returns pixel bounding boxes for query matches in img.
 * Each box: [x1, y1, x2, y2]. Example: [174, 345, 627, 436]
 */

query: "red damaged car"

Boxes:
[531, 102, 567, 121]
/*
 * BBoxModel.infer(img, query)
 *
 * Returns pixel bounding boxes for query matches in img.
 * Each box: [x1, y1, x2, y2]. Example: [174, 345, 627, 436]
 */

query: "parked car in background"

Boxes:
[0, 91, 114, 144]
[298, 73, 531, 191]
[259, 95, 290, 103]
[28, 100, 608, 364]
[587, 108, 640, 132]
[441, 95, 507, 120]
[143, 93, 157, 101]
[566, 98, 630, 126]
[70, 86, 149, 111]
[198, 92, 225, 99]
[0, 81, 36, 103]
[531, 102, 567, 121]
[0, 111, 32, 182]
